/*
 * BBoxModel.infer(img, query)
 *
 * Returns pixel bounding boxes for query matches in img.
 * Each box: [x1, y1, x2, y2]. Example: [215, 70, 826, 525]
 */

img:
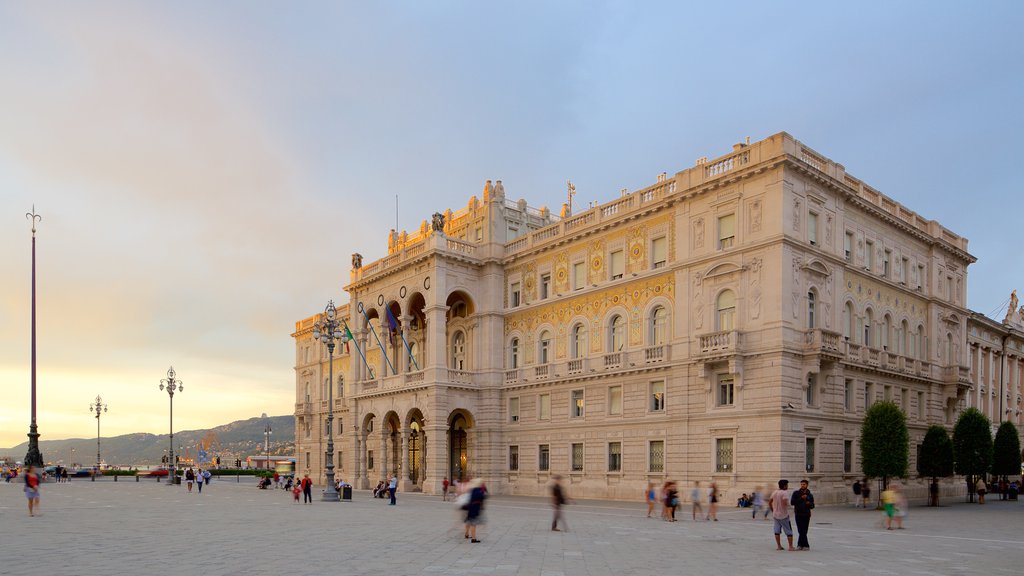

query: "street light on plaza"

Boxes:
[89, 395, 108, 470]
[158, 367, 182, 485]
[312, 300, 347, 501]
[24, 207, 44, 467]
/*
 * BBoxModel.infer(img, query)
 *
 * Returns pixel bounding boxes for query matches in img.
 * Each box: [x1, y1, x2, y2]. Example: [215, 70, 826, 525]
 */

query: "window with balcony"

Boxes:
[538, 444, 550, 471]
[571, 389, 584, 418]
[650, 380, 665, 411]
[716, 290, 736, 331]
[805, 438, 816, 472]
[844, 231, 853, 261]
[883, 249, 891, 278]
[609, 315, 625, 352]
[717, 376, 735, 406]
[865, 240, 874, 271]
[608, 442, 622, 472]
[451, 331, 466, 370]
[609, 249, 624, 280]
[539, 331, 551, 364]
[650, 306, 668, 345]
[509, 445, 519, 471]
[651, 236, 667, 268]
[538, 394, 550, 420]
[337, 375, 344, 398]
[718, 214, 735, 250]
[843, 302, 854, 341]
[509, 397, 519, 423]
[716, 438, 734, 472]
[807, 291, 816, 329]
[806, 374, 817, 407]
[510, 337, 519, 369]
[608, 385, 622, 415]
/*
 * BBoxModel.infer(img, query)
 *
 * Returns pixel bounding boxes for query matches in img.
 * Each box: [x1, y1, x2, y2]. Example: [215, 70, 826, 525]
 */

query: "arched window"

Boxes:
[650, 306, 668, 345]
[916, 325, 925, 359]
[807, 291, 816, 329]
[843, 302, 854, 340]
[609, 315, 625, 352]
[539, 330, 552, 364]
[451, 331, 465, 370]
[510, 337, 519, 369]
[337, 375, 344, 397]
[901, 320, 910, 357]
[882, 314, 892, 350]
[716, 290, 736, 331]
[571, 324, 587, 359]
[864, 309, 874, 347]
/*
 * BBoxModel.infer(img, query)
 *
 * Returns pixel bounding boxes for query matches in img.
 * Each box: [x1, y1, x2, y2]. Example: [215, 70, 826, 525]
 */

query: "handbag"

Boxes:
[455, 492, 471, 509]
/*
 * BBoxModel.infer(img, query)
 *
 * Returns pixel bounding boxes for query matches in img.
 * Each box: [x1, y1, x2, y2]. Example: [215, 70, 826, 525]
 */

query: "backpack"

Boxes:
[852, 482, 861, 495]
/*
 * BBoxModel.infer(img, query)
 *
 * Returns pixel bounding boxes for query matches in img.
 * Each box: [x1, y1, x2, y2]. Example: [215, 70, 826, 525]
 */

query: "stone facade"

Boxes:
[293, 132, 1019, 503]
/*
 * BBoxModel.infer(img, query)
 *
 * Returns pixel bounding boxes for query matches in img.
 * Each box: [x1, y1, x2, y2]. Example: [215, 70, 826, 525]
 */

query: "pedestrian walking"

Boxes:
[551, 475, 568, 531]
[691, 481, 704, 521]
[892, 482, 907, 529]
[292, 481, 301, 503]
[707, 482, 719, 521]
[24, 464, 41, 517]
[463, 477, 487, 543]
[203, 469, 211, 486]
[976, 477, 987, 504]
[861, 478, 871, 509]
[442, 476, 450, 501]
[196, 468, 203, 493]
[852, 479, 862, 507]
[752, 486, 768, 519]
[388, 474, 398, 505]
[665, 481, 679, 522]
[769, 479, 796, 551]
[301, 473, 313, 504]
[881, 484, 895, 529]
[645, 482, 657, 518]
[185, 468, 195, 492]
[792, 479, 815, 550]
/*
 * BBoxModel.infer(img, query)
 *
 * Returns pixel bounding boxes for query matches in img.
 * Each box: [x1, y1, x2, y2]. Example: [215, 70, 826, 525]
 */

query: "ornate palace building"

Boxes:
[293, 132, 1021, 503]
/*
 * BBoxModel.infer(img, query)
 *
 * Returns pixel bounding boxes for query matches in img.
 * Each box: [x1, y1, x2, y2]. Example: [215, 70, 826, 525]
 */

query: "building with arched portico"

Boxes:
[293, 132, 1022, 503]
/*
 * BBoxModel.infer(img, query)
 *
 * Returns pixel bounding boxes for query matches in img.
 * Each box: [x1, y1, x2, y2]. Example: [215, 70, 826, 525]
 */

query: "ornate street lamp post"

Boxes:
[263, 414, 273, 470]
[89, 395, 108, 470]
[312, 300, 347, 501]
[159, 367, 182, 485]
[24, 207, 44, 467]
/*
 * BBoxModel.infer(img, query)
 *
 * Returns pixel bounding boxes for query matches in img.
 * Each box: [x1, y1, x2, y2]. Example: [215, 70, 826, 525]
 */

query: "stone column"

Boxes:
[353, 429, 362, 488]
[424, 423, 447, 496]
[359, 431, 369, 489]
[425, 305, 448, 370]
[400, 427, 411, 490]
[379, 319, 391, 377]
[401, 316, 412, 373]
[380, 427, 389, 479]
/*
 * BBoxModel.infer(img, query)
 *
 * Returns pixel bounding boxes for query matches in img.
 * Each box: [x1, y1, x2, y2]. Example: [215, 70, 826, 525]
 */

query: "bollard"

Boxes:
[136, 474, 139, 482]
[114, 474, 117, 482]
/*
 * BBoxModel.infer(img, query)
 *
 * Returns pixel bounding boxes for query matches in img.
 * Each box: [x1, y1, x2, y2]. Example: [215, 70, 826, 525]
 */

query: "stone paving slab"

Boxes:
[1, 479, 1022, 575]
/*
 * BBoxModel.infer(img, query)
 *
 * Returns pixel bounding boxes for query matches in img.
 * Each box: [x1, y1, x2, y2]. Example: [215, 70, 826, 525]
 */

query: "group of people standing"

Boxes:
[645, 480, 721, 522]
[183, 467, 211, 493]
[768, 479, 816, 551]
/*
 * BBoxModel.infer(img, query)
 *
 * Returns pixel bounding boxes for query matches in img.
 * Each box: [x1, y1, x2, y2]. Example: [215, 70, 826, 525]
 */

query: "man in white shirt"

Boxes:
[768, 479, 796, 551]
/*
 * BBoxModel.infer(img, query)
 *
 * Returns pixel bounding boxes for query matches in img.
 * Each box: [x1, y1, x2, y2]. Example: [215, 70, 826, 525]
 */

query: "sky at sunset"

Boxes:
[1, 1, 1021, 452]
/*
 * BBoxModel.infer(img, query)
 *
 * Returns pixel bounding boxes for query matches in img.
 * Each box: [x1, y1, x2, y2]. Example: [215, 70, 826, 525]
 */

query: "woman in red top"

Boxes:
[24, 464, 41, 516]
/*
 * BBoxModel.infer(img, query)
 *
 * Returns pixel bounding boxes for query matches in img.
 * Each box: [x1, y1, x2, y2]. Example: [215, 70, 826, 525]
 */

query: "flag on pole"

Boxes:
[386, 308, 398, 346]
[343, 324, 353, 354]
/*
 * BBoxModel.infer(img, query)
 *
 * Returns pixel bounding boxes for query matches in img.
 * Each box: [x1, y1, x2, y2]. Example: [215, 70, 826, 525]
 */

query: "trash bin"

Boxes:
[174, 475, 182, 485]
[342, 486, 352, 501]
[1010, 486, 1018, 501]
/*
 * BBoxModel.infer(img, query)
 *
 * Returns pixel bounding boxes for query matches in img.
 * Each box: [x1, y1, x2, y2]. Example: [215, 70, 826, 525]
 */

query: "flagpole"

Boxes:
[387, 307, 419, 372]
[343, 320, 374, 380]
[357, 302, 396, 375]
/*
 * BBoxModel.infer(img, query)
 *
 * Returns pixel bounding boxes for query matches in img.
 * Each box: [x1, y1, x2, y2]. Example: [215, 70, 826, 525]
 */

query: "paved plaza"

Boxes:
[2, 478, 1022, 575]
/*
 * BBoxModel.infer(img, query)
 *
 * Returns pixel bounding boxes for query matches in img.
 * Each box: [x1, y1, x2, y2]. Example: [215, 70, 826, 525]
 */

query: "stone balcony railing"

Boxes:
[805, 329, 842, 357]
[698, 330, 741, 357]
[644, 344, 670, 364]
[295, 402, 312, 414]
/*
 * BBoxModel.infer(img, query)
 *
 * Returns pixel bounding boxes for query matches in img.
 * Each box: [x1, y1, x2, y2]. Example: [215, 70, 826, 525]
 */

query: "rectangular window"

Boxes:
[845, 379, 853, 411]
[717, 376, 735, 406]
[807, 212, 818, 246]
[509, 445, 519, 471]
[884, 384, 892, 402]
[901, 388, 909, 411]
[368, 450, 374, 470]
[806, 374, 816, 407]
[571, 443, 584, 472]
[337, 451, 343, 470]
[718, 214, 736, 250]
[844, 231, 853, 261]
[305, 452, 310, 471]
[540, 274, 551, 299]
[509, 397, 519, 423]
[901, 257, 909, 284]
[608, 385, 622, 415]
[865, 240, 874, 271]
[716, 438, 734, 472]
[865, 382, 874, 411]
[539, 394, 550, 420]
[609, 249, 624, 280]
[883, 249, 891, 277]
[651, 236, 667, 268]
[947, 276, 953, 301]
[917, 391, 925, 420]
[843, 440, 852, 473]
[571, 389, 584, 418]
[573, 261, 586, 290]
[649, 440, 664, 472]
[608, 442, 622, 472]
[510, 282, 521, 307]
[538, 444, 550, 471]
[650, 381, 666, 411]
[805, 438, 816, 473]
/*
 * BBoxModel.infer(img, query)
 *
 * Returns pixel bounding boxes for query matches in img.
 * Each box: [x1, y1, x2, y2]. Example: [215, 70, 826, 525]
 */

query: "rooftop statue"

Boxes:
[351, 253, 363, 269]
[1006, 289, 1019, 323]
[431, 212, 446, 233]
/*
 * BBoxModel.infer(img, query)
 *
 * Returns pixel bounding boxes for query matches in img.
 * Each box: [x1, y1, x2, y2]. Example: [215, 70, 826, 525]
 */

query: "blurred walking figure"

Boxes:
[892, 482, 907, 529]
[185, 468, 195, 492]
[551, 475, 568, 531]
[442, 476, 450, 501]
[752, 486, 768, 519]
[852, 479, 862, 507]
[301, 473, 313, 504]
[196, 469, 203, 493]
[645, 482, 657, 518]
[880, 483, 895, 529]
[691, 481, 704, 520]
[706, 482, 719, 521]
[463, 477, 487, 543]
[976, 477, 987, 504]
[24, 464, 41, 517]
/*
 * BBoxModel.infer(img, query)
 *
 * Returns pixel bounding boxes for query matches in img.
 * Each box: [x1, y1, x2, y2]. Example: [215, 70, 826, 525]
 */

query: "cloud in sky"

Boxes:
[1, 1, 1021, 449]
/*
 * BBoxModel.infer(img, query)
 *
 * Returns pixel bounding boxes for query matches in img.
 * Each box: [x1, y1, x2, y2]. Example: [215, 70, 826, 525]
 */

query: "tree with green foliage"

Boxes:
[952, 407, 992, 503]
[992, 421, 1022, 499]
[860, 401, 909, 499]
[917, 425, 954, 506]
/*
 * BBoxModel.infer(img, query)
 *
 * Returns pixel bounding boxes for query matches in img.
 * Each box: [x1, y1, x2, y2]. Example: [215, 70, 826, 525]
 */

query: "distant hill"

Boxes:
[0, 415, 294, 467]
